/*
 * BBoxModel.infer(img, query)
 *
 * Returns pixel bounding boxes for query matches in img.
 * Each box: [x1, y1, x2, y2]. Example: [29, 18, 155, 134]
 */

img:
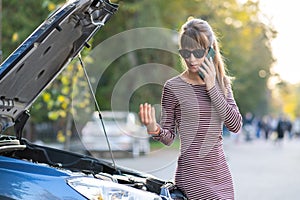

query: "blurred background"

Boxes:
[1, 0, 299, 151]
[1, 0, 297, 139]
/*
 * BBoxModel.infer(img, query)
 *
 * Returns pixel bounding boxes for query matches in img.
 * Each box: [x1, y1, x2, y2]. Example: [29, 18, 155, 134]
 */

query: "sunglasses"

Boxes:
[178, 49, 206, 59]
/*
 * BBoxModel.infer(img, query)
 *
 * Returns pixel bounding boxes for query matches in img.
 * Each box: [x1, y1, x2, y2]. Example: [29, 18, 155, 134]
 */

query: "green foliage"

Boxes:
[92, 0, 276, 116]
[1, 0, 64, 59]
[1, 0, 284, 121]
[31, 58, 92, 122]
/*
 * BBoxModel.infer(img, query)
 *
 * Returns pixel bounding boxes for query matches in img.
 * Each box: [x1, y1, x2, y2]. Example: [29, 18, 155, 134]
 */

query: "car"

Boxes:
[0, 0, 187, 199]
[81, 111, 150, 158]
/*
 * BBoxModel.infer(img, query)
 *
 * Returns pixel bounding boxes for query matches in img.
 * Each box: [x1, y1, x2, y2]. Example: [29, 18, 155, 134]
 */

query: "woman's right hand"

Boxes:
[139, 103, 157, 133]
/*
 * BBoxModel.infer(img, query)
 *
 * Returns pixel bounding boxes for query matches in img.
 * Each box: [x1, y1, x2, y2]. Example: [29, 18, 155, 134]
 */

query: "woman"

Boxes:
[139, 18, 242, 199]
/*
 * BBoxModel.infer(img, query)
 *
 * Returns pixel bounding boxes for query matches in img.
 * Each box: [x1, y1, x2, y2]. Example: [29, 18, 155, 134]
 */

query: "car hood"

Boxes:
[0, 0, 118, 135]
[0, 3, 188, 199]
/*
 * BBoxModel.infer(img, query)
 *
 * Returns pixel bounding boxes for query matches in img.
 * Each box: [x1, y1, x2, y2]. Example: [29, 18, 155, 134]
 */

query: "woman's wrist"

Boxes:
[147, 124, 160, 135]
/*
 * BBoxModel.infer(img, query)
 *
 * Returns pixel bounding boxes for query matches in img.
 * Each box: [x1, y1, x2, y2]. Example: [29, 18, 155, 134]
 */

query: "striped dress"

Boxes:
[153, 76, 242, 200]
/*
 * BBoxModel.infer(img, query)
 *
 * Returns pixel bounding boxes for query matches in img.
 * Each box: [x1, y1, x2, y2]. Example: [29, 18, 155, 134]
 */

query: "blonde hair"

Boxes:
[179, 18, 231, 96]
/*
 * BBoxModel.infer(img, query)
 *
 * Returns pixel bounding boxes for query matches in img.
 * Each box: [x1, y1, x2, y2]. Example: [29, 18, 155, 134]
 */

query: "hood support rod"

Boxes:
[78, 54, 118, 174]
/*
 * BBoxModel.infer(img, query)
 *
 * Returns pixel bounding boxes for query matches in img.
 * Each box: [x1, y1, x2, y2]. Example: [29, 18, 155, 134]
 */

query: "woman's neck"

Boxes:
[181, 70, 205, 85]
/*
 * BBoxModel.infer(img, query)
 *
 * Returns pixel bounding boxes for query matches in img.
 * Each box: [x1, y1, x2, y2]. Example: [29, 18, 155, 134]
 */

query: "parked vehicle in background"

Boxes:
[82, 111, 150, 157]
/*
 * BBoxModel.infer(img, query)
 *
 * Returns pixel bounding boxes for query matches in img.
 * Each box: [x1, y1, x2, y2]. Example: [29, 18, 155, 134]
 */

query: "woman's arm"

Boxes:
[139, 81, 177, 146]
[153, 81, 177, 145]
[207, 84, 243, 133]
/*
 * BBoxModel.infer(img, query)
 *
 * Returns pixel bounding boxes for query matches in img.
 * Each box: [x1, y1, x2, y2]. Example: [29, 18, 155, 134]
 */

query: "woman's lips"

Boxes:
[189, 64, 199, 70]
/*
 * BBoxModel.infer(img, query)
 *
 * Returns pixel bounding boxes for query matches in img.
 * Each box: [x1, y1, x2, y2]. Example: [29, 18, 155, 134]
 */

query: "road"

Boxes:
[113, 137, 300, 200]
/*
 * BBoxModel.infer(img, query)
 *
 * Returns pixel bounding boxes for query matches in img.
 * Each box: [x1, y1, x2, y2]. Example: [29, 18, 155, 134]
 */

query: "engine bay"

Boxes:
[0, 135, 186, 199]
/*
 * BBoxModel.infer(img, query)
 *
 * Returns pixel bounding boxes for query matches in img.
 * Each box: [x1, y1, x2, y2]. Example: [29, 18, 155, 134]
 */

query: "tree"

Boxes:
[2, 0, 278, 134]
[1, 0, 63, 59]
[92, 0, 276, 116]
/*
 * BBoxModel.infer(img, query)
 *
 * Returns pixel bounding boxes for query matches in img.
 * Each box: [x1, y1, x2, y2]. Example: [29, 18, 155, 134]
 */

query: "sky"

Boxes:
[257, 0, 300, 84]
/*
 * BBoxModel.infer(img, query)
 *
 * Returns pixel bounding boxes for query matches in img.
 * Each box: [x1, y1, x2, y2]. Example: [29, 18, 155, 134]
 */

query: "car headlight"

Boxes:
[66, 177, 162, 200]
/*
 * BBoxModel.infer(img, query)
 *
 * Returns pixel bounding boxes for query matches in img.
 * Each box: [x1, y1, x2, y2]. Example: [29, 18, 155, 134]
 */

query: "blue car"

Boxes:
[0, 0, 186, 199]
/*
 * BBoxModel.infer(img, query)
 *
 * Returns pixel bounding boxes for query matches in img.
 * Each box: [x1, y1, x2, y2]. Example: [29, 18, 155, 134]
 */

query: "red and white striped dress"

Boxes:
[153, 76, 242, 200]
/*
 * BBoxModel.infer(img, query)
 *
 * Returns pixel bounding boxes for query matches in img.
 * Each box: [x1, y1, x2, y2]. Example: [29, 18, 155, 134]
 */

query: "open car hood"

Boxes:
[0, 3, 188, 199]
[0, 0, 118, 136]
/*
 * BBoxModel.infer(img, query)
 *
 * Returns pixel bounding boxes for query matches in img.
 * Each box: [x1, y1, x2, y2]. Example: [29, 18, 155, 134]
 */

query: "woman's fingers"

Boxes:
[139, 103, 157, 133]
[139, 104, 145, 124]
[147, 104, 153, 124]
[151, 106, 156, 122]
[139, 103, 156, 125]
[203, 57, 216, 90]
[144, 103, 149, 124]
[139, 103, 150, 125]
[199, 57, 214, 78]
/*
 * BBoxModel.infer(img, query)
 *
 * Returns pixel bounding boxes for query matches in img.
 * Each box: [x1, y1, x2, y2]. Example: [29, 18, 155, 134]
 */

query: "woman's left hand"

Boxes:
[139, 103, 157, 133]
[199, 56, 216, 90]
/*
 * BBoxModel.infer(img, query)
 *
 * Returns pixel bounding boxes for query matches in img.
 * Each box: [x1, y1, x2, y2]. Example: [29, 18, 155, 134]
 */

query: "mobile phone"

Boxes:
[198, 47, 215, 80]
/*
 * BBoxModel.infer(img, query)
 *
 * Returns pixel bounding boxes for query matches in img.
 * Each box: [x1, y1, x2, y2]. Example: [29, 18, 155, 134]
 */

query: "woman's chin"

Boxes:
[188, 67, 199, 73]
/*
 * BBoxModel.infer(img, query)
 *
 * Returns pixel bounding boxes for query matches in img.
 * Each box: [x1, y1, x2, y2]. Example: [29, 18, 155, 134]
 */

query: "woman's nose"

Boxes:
[188, 53, 197, 61]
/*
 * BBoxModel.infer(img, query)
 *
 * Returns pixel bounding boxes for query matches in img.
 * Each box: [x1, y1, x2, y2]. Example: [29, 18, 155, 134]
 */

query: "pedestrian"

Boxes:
[261, 115, 271, 140]
[276, 115, 288, 145]
[243, 112, 254, 141]
[139, 18, 243, 199]
[292, 116, 300, 137]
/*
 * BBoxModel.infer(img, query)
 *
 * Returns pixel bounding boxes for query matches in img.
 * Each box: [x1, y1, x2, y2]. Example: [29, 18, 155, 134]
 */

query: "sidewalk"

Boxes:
[224, 137, 300, 200]
[114, 136, 300, 200]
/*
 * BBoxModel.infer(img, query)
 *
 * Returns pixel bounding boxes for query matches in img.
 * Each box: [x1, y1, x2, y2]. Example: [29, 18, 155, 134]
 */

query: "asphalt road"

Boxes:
[113, 137, 300, 200]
